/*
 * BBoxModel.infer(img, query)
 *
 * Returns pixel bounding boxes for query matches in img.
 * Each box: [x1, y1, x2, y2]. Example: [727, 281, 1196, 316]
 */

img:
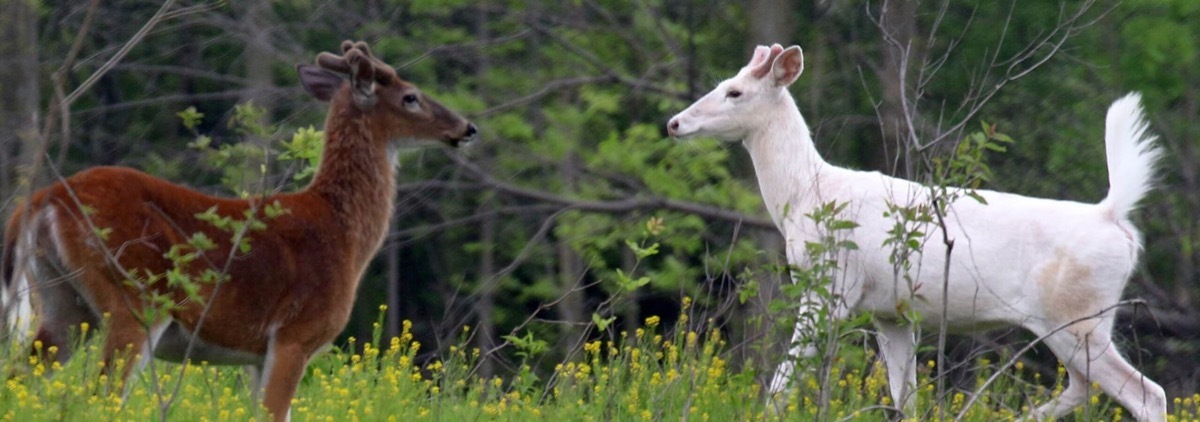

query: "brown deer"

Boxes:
[1, 40, 476, 421]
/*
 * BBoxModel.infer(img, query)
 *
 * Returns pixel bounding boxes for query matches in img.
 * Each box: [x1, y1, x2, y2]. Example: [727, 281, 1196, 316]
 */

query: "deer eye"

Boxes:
[402, 94, 419, 104]
[726, 89, 742, 99]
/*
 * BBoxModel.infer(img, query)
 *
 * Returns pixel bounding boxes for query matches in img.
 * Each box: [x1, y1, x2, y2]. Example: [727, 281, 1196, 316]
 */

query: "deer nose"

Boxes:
[465, 123, 478, 139]
[667, 118, 681, 137]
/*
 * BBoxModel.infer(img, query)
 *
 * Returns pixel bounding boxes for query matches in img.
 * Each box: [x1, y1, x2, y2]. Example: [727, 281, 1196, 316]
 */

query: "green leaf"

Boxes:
[176, 106, 204, 130]
[614, 269, 651, 291]
[187, 135, 212, 150]
[195, 206, 227, 229]
[502, 331, 548, 358]
[93, 227, 112, 241]
[580, 87, 621, 114]
[592, 313, 616, 331]
[624, 240, 660, 259]
[828, 220, 859, 231]
[188, 232, 216, 251]
[738, 280, 759, 304]
[279, 126, 324, 182]
[264, 201, 290, 219]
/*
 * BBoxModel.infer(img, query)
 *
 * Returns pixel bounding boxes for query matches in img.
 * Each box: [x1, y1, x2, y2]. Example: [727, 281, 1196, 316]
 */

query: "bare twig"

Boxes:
[932, 196, 955, 421]
[446, 152, 776, 229]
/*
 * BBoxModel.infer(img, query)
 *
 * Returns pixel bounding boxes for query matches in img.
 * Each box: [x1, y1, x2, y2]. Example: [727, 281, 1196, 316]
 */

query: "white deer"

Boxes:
[667, 44, 1166, 421]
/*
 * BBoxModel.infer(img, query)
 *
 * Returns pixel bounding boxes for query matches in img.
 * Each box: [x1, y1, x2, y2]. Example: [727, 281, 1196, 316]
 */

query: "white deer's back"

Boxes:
[791, 166, 1137, 330]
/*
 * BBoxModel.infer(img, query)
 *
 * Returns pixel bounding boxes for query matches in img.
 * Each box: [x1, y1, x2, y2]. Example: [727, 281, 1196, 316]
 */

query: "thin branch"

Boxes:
[388, 203, 563, 246]
[446, 153, 776, 230]
[38, 0, 100, 170]
[72, 87, 300, 115]
[920, 0, 1101, 150]
[526, 20, 688, 99]
[476, 76, 613, 118]
[64, 0, 181, 107]
[933, 196, 955, 421]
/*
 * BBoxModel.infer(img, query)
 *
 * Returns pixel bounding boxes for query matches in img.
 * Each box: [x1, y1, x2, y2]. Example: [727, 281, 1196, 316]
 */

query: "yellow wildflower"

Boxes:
[645, 316, 661, 327]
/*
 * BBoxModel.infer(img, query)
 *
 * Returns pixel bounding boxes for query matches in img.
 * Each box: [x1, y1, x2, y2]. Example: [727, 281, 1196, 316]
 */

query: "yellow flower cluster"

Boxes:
[543, 315, 759, 421]
[1168, 394, 1200, 422]
[6, 311, 1196, 422]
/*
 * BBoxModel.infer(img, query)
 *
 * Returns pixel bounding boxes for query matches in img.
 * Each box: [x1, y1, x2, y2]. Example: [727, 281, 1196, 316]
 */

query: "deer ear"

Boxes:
[750, 44, 785, 79]
[316, 52, 351, 74]
[297, 64, 343, 102]
[345, 50, 377, 107]
[770, 46, 804, 87]
[747, 45, 771, 69]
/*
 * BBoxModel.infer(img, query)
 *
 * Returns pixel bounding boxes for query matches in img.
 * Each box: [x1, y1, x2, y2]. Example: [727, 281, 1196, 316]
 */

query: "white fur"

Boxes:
[3, 271, 33, 343]
[5, 207, 59, 344]
[668, 44, 1166, 421]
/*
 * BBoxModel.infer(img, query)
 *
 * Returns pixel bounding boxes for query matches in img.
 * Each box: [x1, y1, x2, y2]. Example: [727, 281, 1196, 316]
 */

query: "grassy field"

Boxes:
[2, 309, 1197, 421]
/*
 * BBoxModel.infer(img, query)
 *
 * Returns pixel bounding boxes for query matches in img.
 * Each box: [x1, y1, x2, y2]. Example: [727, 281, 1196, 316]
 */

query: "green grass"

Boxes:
[2, 311, 1198, 421]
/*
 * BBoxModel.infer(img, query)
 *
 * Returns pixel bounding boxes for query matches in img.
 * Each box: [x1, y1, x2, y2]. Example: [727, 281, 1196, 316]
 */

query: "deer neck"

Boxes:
[307, 102, 396, 257]
[742, 100, 826, 231]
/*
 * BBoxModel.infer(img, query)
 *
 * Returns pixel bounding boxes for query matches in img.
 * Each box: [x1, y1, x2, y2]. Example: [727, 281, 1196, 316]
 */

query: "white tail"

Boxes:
[2, 40, 476, 422]
[1102, 92, 1161, 223]
[668, 44, 1167, 421]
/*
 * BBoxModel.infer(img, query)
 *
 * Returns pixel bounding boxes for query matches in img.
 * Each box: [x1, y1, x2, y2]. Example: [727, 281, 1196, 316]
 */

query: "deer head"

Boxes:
[667, 44, 804, 142]
[297, 40, 477, 147]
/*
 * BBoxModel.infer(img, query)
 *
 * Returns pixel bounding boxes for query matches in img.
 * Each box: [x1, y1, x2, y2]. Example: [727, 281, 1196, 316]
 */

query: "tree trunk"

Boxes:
[746, 0, 794, 47]
[0, 0, 39, 198]
[744, 0, 796, 387]
[237, 0, 276, 141]
[875, 0, 919, 177]
[385, 214, 403, 340]
[476, 203, 498, 378]
[555, 151, 587, 355]
[555, 236, 586, 352]
[471, 1, 498, 378]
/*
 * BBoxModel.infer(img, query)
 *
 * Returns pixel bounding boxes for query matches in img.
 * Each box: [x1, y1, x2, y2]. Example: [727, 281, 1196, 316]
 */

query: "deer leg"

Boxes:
[72, 277, 153, 394]
[768, 316, 817, 397]
[767, 319, 814, 415]
[260, 338, 312, 422]
[28, 268, 96, 366]
[1077, 337, 1166, 422]
[1029, 367, 1089, 421]
[769, 246, 820, 401]
[876, 320, 917, 415]
[99, 309, 150, 381]
[246, 364, 265, 405]
[768, 281, 856, 411]
[1038, 328, 1166, 422]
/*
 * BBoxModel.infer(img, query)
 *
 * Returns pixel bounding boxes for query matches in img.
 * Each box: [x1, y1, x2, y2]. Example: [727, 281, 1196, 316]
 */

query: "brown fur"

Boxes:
[1037, 249, 1101, 335]
[2, 40, 475, 421]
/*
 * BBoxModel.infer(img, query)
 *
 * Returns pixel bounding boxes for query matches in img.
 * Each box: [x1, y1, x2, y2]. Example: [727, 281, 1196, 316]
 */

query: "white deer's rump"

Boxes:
[812, 169, 1139, 328]
[668, 43, 1166, 421]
